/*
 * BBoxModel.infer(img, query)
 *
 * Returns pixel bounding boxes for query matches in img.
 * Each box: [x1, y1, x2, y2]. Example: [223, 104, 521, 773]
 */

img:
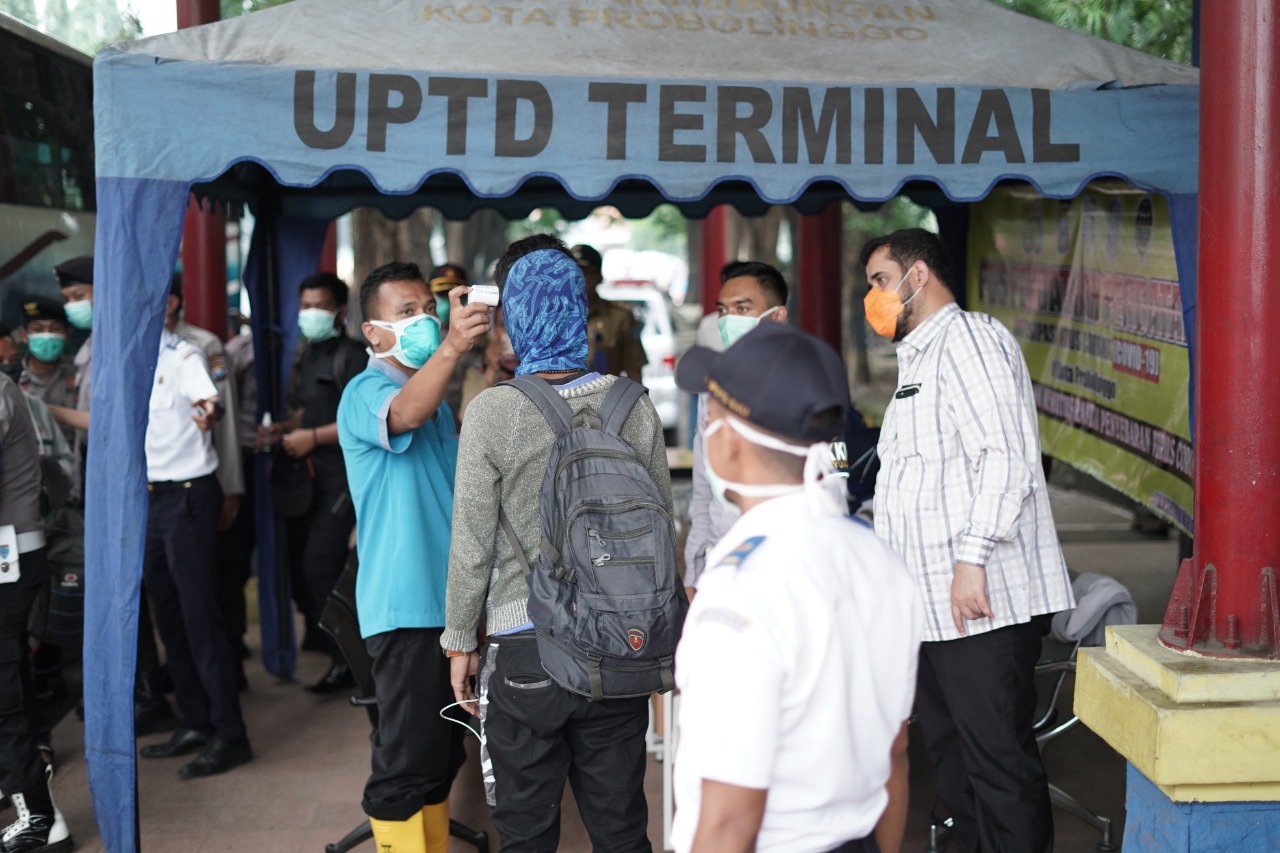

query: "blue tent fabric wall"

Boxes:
[1168, 193, 1199, 434]
[242, 213, 331, 680]
[83, 177, 192, 853]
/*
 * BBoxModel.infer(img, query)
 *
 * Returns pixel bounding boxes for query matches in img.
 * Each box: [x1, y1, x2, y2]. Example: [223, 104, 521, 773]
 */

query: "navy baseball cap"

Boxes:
[676, 322, 848, 443]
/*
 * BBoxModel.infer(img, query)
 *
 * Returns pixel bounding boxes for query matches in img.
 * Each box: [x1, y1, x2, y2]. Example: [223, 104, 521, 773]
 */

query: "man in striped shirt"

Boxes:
[861, 229, 1074, 853]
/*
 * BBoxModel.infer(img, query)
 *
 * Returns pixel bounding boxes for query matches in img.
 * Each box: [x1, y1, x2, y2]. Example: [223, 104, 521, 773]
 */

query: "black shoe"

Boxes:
[0, 792, 72, 853]
[140, 727, 212, 759]
[179, 737, 252, 780]
[305, 662, 355, 694]
[134, 689, 178, 736]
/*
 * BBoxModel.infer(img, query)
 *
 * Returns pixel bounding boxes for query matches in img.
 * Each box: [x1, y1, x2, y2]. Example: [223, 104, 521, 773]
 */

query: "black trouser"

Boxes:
[0, 548, 48, 802]
[215, 450, 256, 646]
[363, 628, 466, 821]
[914, 618, 1053, 853]
[828, 839, 881, 853]
[479, 632, 651, 853]
[143, 475, 246, 743]
[288, 483, 355, 660]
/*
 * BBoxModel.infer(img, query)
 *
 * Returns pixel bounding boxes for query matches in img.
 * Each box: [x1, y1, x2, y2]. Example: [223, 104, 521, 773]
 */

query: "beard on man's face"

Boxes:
[891, 286, 918, 342]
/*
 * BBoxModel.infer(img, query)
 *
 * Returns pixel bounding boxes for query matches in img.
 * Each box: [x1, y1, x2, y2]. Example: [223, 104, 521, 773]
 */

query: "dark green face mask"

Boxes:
[0, 363, 22, 383]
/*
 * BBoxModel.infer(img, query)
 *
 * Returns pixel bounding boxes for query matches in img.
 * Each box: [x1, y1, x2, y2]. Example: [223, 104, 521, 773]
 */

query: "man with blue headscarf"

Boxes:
[443, 235, 671, 852]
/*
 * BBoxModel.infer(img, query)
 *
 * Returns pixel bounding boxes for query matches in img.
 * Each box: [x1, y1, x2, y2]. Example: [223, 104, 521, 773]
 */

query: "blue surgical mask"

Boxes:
[27, 333, 66, 363]
[369, 313, 442, 369]
[435, 296, 451, 326]
[64, 299, 93, 331]
[717, 305, 780, 349]
[298, 308, 339, 343]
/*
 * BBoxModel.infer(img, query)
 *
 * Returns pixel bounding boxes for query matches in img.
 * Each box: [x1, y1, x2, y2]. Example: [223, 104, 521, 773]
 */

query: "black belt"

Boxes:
[148, 474, 216, 494]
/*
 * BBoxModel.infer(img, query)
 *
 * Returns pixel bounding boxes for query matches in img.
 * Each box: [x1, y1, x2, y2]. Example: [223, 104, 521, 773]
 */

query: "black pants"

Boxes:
[915, 619, 1053, 853]
[479, 632, 650, 853]
[215, 450, 256, 645]
[0, 549, 48, 800]
[143, 475, 246, 743]
[363, 628, 466, 821]
[288, 483, 355, 660]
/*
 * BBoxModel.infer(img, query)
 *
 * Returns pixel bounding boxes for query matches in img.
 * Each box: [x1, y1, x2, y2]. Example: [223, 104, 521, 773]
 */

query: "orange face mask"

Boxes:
[864, 268, 919, 338]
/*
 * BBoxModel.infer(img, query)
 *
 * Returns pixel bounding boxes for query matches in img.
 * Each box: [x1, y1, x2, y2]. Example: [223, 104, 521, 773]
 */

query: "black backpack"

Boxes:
[498, 376, 688, 701]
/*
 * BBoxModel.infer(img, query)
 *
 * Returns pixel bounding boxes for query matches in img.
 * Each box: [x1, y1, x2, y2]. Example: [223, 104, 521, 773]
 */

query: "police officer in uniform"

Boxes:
[671, 323, 922, 853]
[274, 273, 366, 692]
[17, 298, 77, 446]
[0, 370, 72, 851]
[137, 319, 252, 779]
[571, 244, 647, 380]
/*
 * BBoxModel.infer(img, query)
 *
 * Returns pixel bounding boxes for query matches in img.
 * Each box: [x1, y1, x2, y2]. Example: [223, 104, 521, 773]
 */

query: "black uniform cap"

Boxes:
[570, 244, 603, 272]
[676, 322, 848, 444]
[54, 256, 94, 287]
[22, 296, 69, 326]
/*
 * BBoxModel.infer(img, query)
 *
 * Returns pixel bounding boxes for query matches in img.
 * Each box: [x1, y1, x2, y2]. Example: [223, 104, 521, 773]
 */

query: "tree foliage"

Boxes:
[0, 0, 141, 54]
[220, 0, 293, 18]
[992, 0, 1193, 64]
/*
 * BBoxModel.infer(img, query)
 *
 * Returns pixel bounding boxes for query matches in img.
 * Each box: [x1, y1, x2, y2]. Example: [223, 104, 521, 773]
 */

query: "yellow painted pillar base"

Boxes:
[1076, 624, 1280, 802]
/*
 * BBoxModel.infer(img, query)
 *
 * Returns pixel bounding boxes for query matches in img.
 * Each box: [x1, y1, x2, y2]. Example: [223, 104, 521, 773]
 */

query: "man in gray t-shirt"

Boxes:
[0, 372, 71, 851]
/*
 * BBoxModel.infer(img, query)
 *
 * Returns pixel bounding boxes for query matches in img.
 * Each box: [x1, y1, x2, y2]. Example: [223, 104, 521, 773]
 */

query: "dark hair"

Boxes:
[858, 228, 951, 287]
[360, 262, 425, 320]
[493, 234, 574, 290]
[721, 260, 789, 307]
[299, 272, 349, 306]
[0, 323, 11, 339]
[169, 272, 184, 300]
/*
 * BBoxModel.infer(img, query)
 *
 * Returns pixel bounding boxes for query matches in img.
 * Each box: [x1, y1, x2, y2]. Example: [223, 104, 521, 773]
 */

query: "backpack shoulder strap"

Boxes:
[599, 377, 648, 437]
[500, 375, 574, 437]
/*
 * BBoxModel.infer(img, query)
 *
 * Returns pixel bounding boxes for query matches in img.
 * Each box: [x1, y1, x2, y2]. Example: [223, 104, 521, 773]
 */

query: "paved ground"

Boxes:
[41, 481, 1179, 852]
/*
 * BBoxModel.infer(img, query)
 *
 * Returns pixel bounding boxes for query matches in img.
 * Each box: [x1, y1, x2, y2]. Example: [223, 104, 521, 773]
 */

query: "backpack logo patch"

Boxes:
[627, 628, 646, 652]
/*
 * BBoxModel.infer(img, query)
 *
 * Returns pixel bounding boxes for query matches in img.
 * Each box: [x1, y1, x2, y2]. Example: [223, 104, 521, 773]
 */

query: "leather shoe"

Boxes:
[179, 737, 252, 780]
[305, 662, 355, 694]
[140, 727, 211, 759]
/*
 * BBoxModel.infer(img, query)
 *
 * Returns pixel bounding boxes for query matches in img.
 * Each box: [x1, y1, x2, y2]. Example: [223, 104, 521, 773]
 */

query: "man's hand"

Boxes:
[191, 399, 220, 432]
[684, 586, 697, 605]
[951, 561, 994, 635]
[255, 422, 284, 451]
[219, 495, 241, 532]
[449, 651, 480, 716]
[281, 428, 317, 458]
[441, 287, 492, 359]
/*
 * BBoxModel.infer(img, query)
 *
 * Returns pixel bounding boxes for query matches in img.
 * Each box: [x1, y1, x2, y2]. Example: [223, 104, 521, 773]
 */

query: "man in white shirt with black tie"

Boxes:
[861, 228, 1074, 853]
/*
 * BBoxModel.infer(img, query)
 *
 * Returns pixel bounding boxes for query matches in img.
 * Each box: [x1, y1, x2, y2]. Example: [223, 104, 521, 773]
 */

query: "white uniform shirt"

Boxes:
[874, 304, 1074, 643]
[145, 330, 219, 483]
[673, 491, 923, 853]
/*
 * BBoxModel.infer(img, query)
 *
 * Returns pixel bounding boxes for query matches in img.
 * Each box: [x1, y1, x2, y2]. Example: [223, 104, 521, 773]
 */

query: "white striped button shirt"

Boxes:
[874, 303, 1074, 643]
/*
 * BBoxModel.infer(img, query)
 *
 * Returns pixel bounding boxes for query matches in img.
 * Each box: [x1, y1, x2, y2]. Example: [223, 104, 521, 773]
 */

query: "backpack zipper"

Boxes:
[588, 525, 657, 566]
[555, 448, 642, 479]
[590, 555, 657, 568]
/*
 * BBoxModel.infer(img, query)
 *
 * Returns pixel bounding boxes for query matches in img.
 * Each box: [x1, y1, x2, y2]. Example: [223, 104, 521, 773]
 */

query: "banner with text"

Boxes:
[968, 182, 1192, 532]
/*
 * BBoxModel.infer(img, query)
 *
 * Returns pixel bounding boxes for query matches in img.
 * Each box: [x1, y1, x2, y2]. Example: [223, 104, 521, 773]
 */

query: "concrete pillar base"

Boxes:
[1076, 625, 1280, 850]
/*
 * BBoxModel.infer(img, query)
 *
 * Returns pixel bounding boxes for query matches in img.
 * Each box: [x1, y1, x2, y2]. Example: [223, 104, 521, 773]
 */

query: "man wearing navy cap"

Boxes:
[17, 297, 78, 446]
[671, 322, 922, 853]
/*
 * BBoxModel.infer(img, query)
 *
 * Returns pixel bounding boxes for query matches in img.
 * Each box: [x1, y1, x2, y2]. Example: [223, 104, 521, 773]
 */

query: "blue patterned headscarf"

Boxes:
[503, 249, 588, 376]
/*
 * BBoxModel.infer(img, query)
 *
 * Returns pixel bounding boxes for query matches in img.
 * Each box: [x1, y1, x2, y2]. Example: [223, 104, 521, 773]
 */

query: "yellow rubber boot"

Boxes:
[369, 810, 427, 853]
[421, 800, 450, 853]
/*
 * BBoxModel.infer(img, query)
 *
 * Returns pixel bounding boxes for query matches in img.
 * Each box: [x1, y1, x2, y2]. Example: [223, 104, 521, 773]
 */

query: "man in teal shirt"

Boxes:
[338, 261, 490, 853]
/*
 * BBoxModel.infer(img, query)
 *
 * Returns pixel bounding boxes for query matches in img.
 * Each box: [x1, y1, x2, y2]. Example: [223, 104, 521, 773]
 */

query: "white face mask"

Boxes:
[703, 415, 849, 516]
[366, 313, 442, 369]
[717, 305, 780, 349]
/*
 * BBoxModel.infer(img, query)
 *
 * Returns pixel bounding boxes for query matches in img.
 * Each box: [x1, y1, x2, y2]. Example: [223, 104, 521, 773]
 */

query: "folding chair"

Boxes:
[320, 552, 490, 853]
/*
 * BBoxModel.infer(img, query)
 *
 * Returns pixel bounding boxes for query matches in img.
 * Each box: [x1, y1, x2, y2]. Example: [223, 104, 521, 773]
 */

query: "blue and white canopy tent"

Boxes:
[86, 0, 1198, 848]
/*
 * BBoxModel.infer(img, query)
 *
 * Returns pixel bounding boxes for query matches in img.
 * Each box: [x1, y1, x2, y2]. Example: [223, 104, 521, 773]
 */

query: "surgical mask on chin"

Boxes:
[368, 313, 441, 369]
[64, 299, 93, 331]
[864, 269, 921, 339]
[297, 308, 339, 343]
[717, 305, 780, 349]
[703, 415, 849, 516]
[27, 333, 66, 363]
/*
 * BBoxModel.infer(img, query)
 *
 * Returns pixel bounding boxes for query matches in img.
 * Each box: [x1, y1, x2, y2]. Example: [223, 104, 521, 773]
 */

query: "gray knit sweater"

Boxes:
[442, 375, 672, 652]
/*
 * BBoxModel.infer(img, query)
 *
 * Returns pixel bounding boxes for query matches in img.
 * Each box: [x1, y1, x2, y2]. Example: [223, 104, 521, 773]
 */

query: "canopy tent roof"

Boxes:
[84, 4, 1200, 852]
[95, 0, 1199, 220]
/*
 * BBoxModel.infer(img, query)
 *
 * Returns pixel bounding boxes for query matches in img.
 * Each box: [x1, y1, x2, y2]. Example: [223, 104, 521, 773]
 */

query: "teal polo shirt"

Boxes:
[338, 357, 458, 638]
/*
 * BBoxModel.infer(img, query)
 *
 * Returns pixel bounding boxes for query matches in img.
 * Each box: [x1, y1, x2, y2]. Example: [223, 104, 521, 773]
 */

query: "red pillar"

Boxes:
[177, 0, 226, 339]
[796, 202, 843, 353]
[700, 206, 729, 316]
[1159, 1, 1280, 658]
[317, 221, 338, 275]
